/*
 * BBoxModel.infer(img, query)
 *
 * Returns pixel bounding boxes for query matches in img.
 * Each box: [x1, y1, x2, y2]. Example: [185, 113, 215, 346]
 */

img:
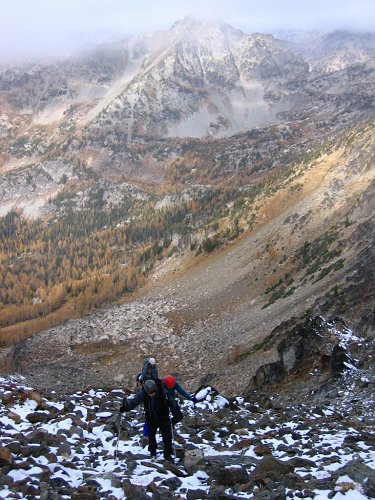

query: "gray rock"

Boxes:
[333, 459, 375, 484]
[249, 456, 295, 482]
[183, 449, 205, 474]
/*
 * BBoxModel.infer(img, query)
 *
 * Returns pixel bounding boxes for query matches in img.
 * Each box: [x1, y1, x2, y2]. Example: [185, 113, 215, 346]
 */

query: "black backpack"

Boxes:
[159, 380, 184, 425]
[141, 359, 159, 382]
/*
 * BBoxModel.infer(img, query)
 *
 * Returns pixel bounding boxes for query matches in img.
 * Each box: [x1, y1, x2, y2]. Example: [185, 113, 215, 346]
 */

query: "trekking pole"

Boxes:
[114, 413, 122, 462]
[193, 402, 198, 432]
[171, 422, 177, 459]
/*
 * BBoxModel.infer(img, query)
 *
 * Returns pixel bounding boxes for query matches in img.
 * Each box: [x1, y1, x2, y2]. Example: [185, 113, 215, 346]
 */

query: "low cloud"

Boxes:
[0, 0, 374, 62]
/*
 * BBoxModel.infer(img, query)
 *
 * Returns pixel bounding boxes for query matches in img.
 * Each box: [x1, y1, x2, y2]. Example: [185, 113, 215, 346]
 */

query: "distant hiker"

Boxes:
[164, 374, 196, 403]
[140, 357, 159, 384]
[120, 379, 174, 461]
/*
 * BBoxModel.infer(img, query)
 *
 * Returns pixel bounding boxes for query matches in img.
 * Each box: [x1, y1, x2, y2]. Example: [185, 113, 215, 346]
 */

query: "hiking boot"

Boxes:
[164, 455, 174, 463]
[150, 453, 157, 460]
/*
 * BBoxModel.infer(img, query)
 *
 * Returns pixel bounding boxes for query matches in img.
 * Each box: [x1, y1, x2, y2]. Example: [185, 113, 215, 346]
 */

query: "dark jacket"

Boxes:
[126, 382, 172, 423]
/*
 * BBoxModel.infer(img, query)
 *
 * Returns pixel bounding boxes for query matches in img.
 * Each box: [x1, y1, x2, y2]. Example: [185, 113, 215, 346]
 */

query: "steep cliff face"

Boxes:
[84, 19, 309, 139]
[0, 22, 349, 142]
[1, 22, 374, 170]
[296, 30, 375, 73]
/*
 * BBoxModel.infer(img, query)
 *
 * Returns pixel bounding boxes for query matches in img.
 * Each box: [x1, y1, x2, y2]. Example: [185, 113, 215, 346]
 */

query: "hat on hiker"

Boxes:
[164, 375, 176, 389]
[144, 379, 157, 394]
[148, 357, 156, 365]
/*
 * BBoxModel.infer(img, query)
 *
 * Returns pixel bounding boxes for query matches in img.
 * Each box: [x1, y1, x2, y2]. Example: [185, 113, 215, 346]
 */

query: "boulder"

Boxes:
[0, 446, 13, 467]
[183, 449, 205, 475]
[333, 459, 375, 485]
[249, 456, 295, 483]
[26, 411, 49, 424]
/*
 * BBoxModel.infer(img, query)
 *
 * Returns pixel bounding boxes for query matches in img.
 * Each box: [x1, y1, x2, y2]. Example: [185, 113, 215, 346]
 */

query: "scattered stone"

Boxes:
[249, 456, 295, 483]
[254, 444, 273, 456]
[183, 449, 205, 474]
[333, 459, 375, 485]
[26, 411, 49, 424]
[123, 479, 149, 499]
[0, 446, 13, 467]
[0, 323, 374, 500]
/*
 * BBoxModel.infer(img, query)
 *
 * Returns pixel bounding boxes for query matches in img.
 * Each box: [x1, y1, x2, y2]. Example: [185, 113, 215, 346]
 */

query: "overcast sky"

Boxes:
[0, 0, 374, 62]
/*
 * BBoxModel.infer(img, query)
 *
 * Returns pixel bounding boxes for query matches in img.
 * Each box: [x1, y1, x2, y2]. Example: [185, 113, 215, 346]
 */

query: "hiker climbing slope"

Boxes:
[140, 356, 158, 384]
[163, 374, 196, 426]
[120, 379, 174, 462]
[164, 374, 196, 403]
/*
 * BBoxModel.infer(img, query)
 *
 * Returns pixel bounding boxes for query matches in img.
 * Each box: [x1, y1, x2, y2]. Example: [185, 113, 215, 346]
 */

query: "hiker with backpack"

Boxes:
[120, 378, 175, 462]
[163, 374, 196, 427]
[139, 356, 158, 384]
[163, 374, 197, 403]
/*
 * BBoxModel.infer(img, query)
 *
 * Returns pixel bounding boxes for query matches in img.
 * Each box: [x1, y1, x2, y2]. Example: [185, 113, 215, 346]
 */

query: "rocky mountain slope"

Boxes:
[0, 320, 374, 498]
[295, 30, 375, 73]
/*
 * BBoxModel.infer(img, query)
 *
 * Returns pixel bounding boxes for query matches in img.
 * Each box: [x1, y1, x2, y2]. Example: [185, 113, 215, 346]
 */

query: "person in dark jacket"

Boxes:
[120, 379, 174, 461]
[140, 356, 158, 384]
